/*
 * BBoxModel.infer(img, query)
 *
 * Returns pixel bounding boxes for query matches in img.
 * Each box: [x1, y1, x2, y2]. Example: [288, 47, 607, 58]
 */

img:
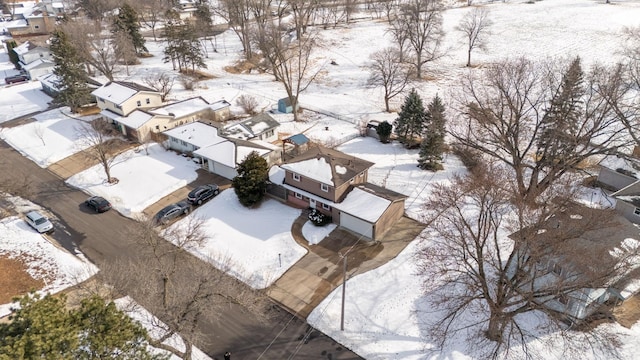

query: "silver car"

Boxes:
[25, 210, 53, 234]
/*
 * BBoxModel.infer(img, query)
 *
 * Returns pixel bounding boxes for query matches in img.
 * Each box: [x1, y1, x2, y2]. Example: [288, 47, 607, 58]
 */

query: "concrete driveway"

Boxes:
[269, 215, 426, 318]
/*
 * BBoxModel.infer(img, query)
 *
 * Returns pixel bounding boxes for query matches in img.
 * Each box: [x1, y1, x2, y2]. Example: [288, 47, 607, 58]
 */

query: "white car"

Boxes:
[25, 210, 53, 234]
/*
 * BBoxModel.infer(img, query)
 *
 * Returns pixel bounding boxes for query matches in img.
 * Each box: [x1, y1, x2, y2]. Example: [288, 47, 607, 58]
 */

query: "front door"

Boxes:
[309, 198, 316, 209]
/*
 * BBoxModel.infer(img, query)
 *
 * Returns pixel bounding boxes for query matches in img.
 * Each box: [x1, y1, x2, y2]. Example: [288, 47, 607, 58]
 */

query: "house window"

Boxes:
[292, 173, 301, 182]
[634, 207, 640, 216]
[146, 98, 151, 104]
[137, 100, 141, 106]
[34, 25, 39, 29]
[294, 192, 302, 199]
[322, 203, 331, 210]
[321, 183, 329, 192]
[359, 172, 364, 177]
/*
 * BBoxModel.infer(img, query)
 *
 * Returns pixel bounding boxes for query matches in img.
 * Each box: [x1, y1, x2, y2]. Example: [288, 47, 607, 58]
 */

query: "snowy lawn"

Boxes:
[115, 297, 212, 360]
[66, 143, 199, 218]
[338, 137, 467, 219]
[0, 216, 99, 318]
[302, 221, 337, 245]
[166, 190, 306, 289]
[0, 81, 51, 124]
[0, 107, 101, 167]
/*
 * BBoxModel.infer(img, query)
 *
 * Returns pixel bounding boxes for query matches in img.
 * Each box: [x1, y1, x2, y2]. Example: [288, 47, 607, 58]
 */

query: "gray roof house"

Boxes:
[220, 113, 280, 143]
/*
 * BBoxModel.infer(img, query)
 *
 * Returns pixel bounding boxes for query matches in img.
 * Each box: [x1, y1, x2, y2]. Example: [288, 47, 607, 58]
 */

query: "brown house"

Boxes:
[271, 146, 406, 240]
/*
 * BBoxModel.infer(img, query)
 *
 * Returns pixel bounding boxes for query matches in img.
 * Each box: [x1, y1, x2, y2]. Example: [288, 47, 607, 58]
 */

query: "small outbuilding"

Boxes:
[277, 97, 298, 114]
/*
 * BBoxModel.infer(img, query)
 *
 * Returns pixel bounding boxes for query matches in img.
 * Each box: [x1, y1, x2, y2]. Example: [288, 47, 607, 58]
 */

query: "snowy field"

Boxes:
[167, 190, 306, 289]
[66, 144, 199, 218]
[0, 107, 100, 167]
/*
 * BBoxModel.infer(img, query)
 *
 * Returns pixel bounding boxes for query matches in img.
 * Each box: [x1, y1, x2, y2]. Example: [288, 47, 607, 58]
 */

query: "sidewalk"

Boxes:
[268, 215, 425, 318]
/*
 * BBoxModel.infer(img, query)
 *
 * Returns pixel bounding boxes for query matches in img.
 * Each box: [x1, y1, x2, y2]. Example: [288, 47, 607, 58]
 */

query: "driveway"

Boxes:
[269, 215, 426, 318]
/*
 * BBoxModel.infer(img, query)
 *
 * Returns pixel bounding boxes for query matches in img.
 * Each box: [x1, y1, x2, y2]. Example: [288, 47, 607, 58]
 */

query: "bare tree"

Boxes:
[418, 165, 634, 359]
[77, 0, 120, 21]
[392, 0, 444, 79]
[236, 94, 259, 115]
[215, 0, 253, 58]
[367, 47, 413, 112]
[254, 24, 321, 121]
[102, 218, 272, 360]
[290, 0, 319, 37]
[60, 20, 119, 81]
[143, 72, 175, 102]
[134, 0, 171, 41]
[113, 30, 139, 76]
[456, 7, 492, 67]
[450, 58, 631, 204]
[76, 120, 122, 184]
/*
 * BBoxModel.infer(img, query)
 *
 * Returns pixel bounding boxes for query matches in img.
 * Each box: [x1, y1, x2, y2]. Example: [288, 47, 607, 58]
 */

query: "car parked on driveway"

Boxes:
[153, 201, 191, 225]
[5, 74, 28, 84]
[187, 184, 220, 205]
[24, 210, 53, 233]
[85, 196, 112, 213]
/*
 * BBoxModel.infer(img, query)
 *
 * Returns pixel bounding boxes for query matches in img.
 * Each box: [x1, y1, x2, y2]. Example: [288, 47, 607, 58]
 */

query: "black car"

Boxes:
[85, 196, 112, 213]
[153, 201, 191, 225]
[4, 74, 28, 84]
[187, 184, 220, 205]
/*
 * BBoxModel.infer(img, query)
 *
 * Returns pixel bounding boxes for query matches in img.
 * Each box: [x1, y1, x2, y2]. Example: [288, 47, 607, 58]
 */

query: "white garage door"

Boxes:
[340, 212, 373, 238]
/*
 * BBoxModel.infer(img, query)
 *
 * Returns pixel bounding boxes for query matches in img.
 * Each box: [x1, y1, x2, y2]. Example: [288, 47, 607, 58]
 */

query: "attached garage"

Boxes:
[339, 212, 373, 239]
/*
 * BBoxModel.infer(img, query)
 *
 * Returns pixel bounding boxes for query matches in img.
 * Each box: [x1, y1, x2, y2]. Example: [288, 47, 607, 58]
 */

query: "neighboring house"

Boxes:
[39, 73, 102, 99]
[597, 154, 640, 225]
[270, 146, 406, 240]
[507, 206, 640, 324]
[92, 81, 163, 117]
[174, 0, 198, 19]
[22, 58, 54, 79]
[3, 2, 57, 36]
[220, 113, 280, 143]
[13, 42, 51, 67]
[163, 121, 281, 179]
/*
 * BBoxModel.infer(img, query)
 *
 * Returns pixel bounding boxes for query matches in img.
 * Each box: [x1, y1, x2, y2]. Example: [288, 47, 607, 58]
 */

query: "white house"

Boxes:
[92, 81, 163, 117]
[22, 58, 54, 80]
[221, 113, 280, 143]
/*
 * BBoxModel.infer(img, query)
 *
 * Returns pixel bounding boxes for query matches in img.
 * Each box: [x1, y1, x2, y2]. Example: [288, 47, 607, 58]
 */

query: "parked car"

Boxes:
[153, 201, 191, 225]
[24, 210, 53, 233]
[85, 196, 112, 213]
[5, 74, 28, 84]
[187, 184, 220, 205]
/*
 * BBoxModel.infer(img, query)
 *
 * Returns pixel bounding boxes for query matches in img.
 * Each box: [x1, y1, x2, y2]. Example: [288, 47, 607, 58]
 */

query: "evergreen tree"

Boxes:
[418, 94, 447, 171]
[113, 3, 147, 54]
[376, 121, 393, 143]
[50, 29, 92, 113]
[233, 151, 269, 207]
[163, 21, 206, 73]
[0, 293, 165, 360]
[536, 57, 584, 165]
[5, 40, 20, 69]
[394, 89, 429, 148]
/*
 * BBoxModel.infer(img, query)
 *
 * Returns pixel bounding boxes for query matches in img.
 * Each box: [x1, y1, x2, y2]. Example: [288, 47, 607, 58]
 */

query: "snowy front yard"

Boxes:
[167, 190, 306, 289]
[0, 81, 51, 124]
[66, 143, 199, 218]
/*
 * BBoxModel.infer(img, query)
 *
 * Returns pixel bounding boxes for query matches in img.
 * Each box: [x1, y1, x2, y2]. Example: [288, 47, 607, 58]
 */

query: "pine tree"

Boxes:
[113, 3, 147, 54]
[50, 29, 92, 113]
[0, 293, 165, 359]
[418, 94, 447, 171]
[536, 57, 584, 165]
[376, 121, 393, 143]
[394, 88, 429, 148]
[233, 151, 269, 207]
[5, 40, 20, 69]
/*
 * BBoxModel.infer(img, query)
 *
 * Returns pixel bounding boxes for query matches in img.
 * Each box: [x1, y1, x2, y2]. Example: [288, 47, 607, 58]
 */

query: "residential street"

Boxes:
[0, 139, 362, 360]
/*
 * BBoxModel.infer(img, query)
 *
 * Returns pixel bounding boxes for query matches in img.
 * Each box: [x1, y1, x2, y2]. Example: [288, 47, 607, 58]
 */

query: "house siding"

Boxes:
[615, 201, 640, 225]
[372, 200, 405, 240]
[284, 171, 337, 202]
[121, 92, 163, 116]
[207, 160, 237, 180]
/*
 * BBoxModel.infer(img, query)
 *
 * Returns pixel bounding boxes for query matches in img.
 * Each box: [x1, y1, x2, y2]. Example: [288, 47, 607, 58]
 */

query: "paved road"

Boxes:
[0, 140, 362, 360]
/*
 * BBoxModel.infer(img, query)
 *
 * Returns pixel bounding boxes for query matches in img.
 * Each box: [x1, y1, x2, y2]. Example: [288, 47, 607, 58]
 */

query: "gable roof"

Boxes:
[91, 81, 157, 105]
[22, 58, 53, 71]
[334, 187, 391, 223]
[150, 97, 212, 119]
[281, 146, 374, 187]
[163, 121, 225, 149]
[221, 113, 280, 140]
[100, 109, 156, 129]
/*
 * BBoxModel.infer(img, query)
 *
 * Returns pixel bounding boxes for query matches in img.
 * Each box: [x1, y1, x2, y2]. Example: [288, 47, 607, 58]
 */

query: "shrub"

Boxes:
[308, 209, 332, 226]
[236, 94, 259, 115]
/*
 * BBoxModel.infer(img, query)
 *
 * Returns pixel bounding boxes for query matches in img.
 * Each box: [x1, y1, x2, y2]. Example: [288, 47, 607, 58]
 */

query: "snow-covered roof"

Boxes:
[221, 113, 279, 140]
[12, 41, 34, 55]
[237, 145, 269, 163]
[599, 155, 640, 180]
[209, 99, 231, 111]
[333, 187, 391, 223]
[151, 97, 210, 118]
[101, 109, 154, 129]
[282, 157, 334, 185]
[22, 58, 53, 71]
[269, 165, 285, 184]
[91, 81, 156, 105]
[38, 73, 58, 88]
[194, 141, 236, 168]
[163, 122, 225, 149]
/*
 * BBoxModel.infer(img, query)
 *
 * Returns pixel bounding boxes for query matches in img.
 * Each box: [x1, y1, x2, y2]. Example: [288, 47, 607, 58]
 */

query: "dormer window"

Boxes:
[292, 173, 301, 182]
[321, 183, 329, 192]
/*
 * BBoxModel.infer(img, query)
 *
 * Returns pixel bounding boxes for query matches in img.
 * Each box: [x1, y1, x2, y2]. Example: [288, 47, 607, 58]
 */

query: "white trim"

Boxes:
[294, 192, 302, 199]
[293, 173, 301, 182]
[321, 183, 329, 192]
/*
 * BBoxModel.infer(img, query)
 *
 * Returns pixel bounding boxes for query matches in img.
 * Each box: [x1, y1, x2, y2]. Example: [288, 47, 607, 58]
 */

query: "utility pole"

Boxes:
[340, 254, 347, 331]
